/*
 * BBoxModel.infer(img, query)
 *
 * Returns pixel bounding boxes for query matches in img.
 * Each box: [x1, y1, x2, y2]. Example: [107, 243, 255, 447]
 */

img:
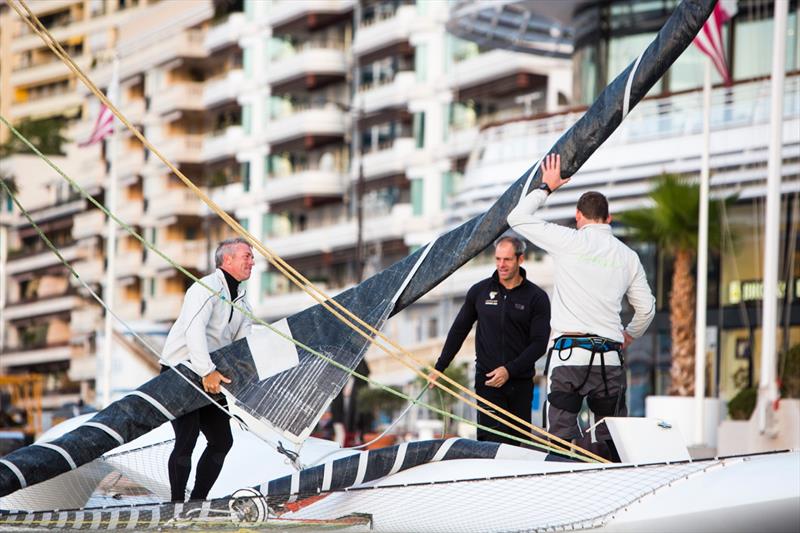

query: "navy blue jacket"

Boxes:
[435, 268, 551, 380]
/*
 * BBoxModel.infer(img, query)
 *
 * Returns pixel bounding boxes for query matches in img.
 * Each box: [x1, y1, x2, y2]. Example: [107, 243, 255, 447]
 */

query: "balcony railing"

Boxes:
[148, 188, 203, 219]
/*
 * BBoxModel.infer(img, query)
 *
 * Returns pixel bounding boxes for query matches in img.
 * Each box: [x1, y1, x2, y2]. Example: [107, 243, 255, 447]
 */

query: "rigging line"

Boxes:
[8, 0, 603, 463]
[5, 0, 598, 463]
[0, 179, 287, 462]
[308, 388, 428, 467]
[0, 174, 582, 460]
[0, 137, 584, 460]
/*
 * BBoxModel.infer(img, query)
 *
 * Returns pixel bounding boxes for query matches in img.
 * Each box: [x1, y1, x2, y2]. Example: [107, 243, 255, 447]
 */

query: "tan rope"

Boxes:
[10, 0, 606, 463]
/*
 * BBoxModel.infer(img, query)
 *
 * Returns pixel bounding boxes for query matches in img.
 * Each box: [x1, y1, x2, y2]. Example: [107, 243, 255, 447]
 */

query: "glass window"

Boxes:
[415, 44, 427, 82]
[243, 46, 252, 77]
[411, 178, 423, 216]
[244, 0, 254, 21]
[241, 161, 250, 192]
[242, 104, 252, 134]
[413, 112, 425, 148]
[669, 35, 725, 92]
[262, 213, 273, 237]
[441, 171, 460, 209]
[608, 33, 662, 97]
[733, 12, 798, 81]
[239, 218, 249, 232]
[574, 44, 599, 106]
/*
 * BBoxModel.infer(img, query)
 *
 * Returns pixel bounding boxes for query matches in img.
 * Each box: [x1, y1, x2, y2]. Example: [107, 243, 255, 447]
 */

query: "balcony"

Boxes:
[158, 135, 204, 165]
[445, 125, 479, 160]
[268, 0, 353, 31]
[150, 82, 204, 115]
[114, 300, 142, 322]
[205, 12, 246, 52]
[267, 46, 346, 90]
[265, 105, 346, 147]
[146, 240, 207, 272]
[148, 188, 203, 219]
[357, 137, 415, 179]
[116, 249, 144, 279]
[11, 90, 82, 121]
[10, 56, 91, 87]
[254, 283, 348, 321]
[7, 244, 80, 275]
[116, 149, 145, 183]
[71, 305, 102, 335]
[208, 181, 245, 214]
[120, 99, 146, 126]
[118, 29, 207, 73]
[2, 295, 82, 321]
[359, 71, 415, 114]
[116, 196, 144, 225]
[144, 293, 184, 322]
[353, 4, 416, 56]
[72, 209, 106, 240]
[73, 255, 104, 285]
[203, 69, 244, 107]
[449, 49, 555, 96]
[0, 344, 72, 369]
[203, 126, 244, 162]
[263, 169, 345, 204]
[267, 203, 419, 258]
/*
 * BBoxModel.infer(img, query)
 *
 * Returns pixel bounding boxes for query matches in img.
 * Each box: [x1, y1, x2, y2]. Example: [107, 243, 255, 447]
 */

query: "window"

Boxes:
[411, 179, 424, 216]
[441, 171, 460, 209]
[733, 12, 798, 81]
[413, 112, 425, 149]
[241, 161, 251, 192]
[242, 104, 252, 135]
[415, 44, 428, 82]
[243, 47, 252, 77]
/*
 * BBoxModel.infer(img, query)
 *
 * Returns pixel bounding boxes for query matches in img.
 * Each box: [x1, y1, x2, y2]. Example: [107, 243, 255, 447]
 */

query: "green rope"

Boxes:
[0, 115, 591, 460]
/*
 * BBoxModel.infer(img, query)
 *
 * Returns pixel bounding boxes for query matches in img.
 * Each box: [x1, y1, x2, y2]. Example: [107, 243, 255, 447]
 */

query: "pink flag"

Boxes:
[693, 1, 734, 85]
[79, 103, 114, 147]
[80, 66, 119, 147]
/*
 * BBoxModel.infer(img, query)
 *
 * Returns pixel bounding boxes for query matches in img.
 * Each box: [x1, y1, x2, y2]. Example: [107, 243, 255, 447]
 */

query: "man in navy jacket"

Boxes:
[433, 236, 551, 445]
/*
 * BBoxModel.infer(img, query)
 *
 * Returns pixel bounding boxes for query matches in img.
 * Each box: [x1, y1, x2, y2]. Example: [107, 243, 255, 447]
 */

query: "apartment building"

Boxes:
[0, 0, 156, 422]
[235, 0, 572, 389]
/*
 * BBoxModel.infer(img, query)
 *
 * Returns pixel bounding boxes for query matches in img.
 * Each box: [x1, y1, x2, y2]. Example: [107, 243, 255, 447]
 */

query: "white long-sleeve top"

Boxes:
[160, 269, 253, 376]
[508, 189, 655, 343]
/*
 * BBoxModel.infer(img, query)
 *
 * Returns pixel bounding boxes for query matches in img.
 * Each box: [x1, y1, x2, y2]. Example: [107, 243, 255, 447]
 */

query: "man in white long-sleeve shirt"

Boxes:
[160, 237, 254, 500]
[507, 154, 655, 461]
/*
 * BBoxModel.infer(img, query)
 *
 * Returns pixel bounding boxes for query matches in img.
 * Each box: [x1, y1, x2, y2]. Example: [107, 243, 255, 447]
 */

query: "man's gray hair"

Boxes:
[493, 234, 526, 256]
[215, 237, 252, 268]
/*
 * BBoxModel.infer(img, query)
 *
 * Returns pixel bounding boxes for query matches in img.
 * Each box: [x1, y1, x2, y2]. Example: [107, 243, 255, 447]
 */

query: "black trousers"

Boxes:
[474, 374, 533, 446]
[161, 366, 233, 502]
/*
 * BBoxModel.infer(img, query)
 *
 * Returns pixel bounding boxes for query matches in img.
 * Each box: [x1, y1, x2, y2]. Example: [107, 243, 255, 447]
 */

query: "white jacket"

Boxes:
[508, 189, 656, 343]
[160, 269, 253, 376]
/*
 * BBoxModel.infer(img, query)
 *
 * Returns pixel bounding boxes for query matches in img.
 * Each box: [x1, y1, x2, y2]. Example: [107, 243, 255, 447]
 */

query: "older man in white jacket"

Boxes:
[160, 237, 254, 501]
[508, 154, 655, 461]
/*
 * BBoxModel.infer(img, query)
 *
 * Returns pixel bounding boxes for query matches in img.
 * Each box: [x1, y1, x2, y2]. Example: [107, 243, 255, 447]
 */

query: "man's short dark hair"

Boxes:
[494, 235, 526, 257]
[577, 191, 609, 221]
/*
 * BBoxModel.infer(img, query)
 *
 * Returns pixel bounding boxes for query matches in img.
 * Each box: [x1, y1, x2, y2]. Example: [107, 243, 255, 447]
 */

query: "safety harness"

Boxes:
[543, 335, 626, 433]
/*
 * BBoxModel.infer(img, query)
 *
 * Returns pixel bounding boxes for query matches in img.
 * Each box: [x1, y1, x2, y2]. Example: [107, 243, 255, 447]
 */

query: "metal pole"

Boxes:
[758, 0, 788, 435]
[0, 223, 7, 356]
[694, 57, 711, 446]
[352, 0, 366, 283]
[102, 58, 120, 408]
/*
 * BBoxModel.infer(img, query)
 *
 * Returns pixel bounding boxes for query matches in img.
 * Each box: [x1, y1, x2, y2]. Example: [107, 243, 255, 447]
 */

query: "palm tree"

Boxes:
[618, 174, 733, 396]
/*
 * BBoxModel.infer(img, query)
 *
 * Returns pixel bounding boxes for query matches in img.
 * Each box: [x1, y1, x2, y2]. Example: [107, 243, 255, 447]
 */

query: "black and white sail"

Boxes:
[0, 0, 717, 498]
